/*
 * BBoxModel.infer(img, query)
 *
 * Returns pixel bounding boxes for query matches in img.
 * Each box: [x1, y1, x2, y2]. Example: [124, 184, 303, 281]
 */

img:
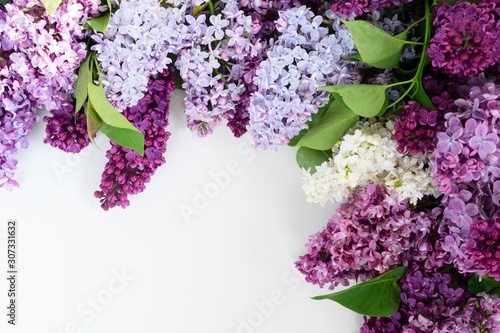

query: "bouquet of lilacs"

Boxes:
[1, 0, 500, 330]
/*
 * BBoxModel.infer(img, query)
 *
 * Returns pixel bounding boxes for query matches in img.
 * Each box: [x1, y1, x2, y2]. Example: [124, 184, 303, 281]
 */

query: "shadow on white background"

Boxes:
[0, 91, 363, 333]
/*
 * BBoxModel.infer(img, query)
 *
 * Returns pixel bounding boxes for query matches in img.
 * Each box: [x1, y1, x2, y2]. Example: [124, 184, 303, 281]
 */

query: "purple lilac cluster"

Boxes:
[247, 7, 360, 150]
[330, 0, 414, 17]
[393, 101, 444, 155]
[428, 0, 500, 78]
[463, 217, 500, 281]
[0, 0, 99, 189]
[295, 184, 436, 290]
[429, 78, 500, 277]
[361, 263, 500, 332]
[94, 67, 175, 210]
[431, 80, 500, 196]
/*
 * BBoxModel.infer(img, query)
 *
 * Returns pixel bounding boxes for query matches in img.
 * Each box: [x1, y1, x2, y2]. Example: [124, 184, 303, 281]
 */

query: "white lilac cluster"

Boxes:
[175, 0, 264, 136]
[247, 7, 360, 150]
[302, 117, 439, 205]
[91, 0, 200, 109]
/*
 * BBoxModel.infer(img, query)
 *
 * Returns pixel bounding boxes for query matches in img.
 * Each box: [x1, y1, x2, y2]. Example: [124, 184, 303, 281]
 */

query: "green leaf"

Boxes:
[341, 19, 408, 69]
[40, 0, 61, 15]
[72, 53, 94, 114]
[167, 54, 185, 91]
[313, 267, 406, 317]
[87, 83, 144, 156]
[469, 274, 500, 295]
[296, 101, 358, 150]
[320, 84, 388, 118]
[84, 101, 103, 147]
[0, 0, 10, 3]
[343, 54, 363, 62]
[410, 82, 435, 110]
[83, 0, 111, 33]
[288, 96, 335, 147]
[296, 147, 332, 174]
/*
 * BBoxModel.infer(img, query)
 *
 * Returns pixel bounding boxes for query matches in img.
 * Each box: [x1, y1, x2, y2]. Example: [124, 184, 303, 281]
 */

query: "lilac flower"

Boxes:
[437, 128, 463, 154]
[469, 123, 498, 159]
[295, 185, 437, 290]
[361, 263, 477, 332]
[463, 218, 500, 280]
[0, 0, 99, 188]
[92, 0, 186, 109]
[95, 67, 175, 210]
[247, 7, 359, 150]
[444, 199, 479, 227]
[428, 0, 500, 77]
[393, 101, 445, 155]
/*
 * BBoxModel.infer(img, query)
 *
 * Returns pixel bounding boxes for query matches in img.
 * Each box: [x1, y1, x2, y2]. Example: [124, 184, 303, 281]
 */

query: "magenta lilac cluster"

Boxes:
[464, 218, 500, 281]
[0, 0, 99, 189]
[393, 101, 444, 155]
[94, 67, 175, 211]
[361, 263, 500, 332]
[295, 184, 436, 290]
[330, 0, 414, 17]
[427, 0, 500, 78]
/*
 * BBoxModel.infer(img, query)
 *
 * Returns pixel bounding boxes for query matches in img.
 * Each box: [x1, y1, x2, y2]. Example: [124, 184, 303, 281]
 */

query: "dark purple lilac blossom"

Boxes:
[361, 263, 500, 332]
[428, 0, 500, 78]
[295, 184, 437, 290]
[393, 101, 445, 155]
[94, 67, 175, 211]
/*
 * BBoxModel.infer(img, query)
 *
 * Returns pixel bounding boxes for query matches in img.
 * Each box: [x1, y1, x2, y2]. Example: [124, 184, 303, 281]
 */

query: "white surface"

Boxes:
[0, 91, 363, 333]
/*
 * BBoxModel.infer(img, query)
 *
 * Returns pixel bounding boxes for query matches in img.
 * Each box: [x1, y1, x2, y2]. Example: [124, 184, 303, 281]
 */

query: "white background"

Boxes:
[0, 91, 363, 333]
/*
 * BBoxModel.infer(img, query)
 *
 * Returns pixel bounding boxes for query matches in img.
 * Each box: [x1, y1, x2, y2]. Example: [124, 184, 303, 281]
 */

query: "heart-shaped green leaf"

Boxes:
[469, 274, 500, 295]
[342, 19, 408, 69]
[72, 53, 93, 114]
[87, 83, 144, 156]
[296, 147, 332, 174]
[320, 84, 388, 118]
[40, 0, 61, 15]
[84, 101, 103, 147]
[296, 101, 358, 150]
[313, 266, 406, 317]
[289, 96, 335, 147]
[83, 0, 111, 33]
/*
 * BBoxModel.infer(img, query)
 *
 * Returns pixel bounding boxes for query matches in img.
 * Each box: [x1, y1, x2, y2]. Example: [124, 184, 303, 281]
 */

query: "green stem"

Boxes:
[194, 1, 210, 15]
[384, 79, 414, 88]
[399, 41, 425, 46]
[387, 81, 416, 109]
[208, 0, 215, 15]
[403, 16, 425, 34]
[410, 0, 432, 100]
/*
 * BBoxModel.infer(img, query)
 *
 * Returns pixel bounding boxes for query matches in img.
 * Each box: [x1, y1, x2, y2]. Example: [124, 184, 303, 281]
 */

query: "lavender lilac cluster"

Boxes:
[247, 7, 359, 150]
[295, 184, 437, 290]
[0, 0, 99, 189]
[91, 0, 190, 111]
[94, 67, 175, 210]
[427, 0, 500, 78]
[174, 0, 299, 138]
